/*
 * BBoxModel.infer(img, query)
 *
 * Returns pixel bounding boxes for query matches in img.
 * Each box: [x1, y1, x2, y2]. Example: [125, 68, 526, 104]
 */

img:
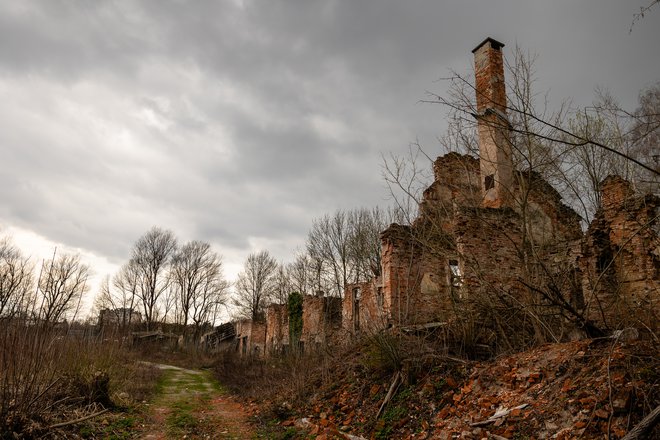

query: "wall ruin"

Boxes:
[342, 277, 383, 335]
[265, 303, 289, 355]
[580, 176, 659, 331]
[235, 319, 266, 357]
[229, 37, 658, 358]
[300, 294, 342, 350]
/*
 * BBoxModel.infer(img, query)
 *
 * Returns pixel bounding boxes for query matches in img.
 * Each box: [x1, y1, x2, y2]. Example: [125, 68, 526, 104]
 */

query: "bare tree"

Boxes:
[348, 207, 389, 279]
[171, 240, 228, 334]
[306, 207, 391, 298]
[233, 250, 277, 321]
[554, 85, 659, 222]
[37, 252, 90, 324]
[112, 260, 141, 324]
[0, 237, 33, 318]
[425, 52, 658, 183]
[628, 82, 660, 190]
[131, 226, 177, 330]
[287, 252, 315, 296]
[160, 284, 177, 324]
[307, 211, 352, 298]
[189, 272, 228, 336]
[93, 276, 114, 315]
[94, 263, 142, 333]
[272, 262, 292, 305]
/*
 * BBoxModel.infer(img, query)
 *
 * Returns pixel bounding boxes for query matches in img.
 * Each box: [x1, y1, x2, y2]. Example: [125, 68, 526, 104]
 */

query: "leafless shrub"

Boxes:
[0, 312, 157, 438]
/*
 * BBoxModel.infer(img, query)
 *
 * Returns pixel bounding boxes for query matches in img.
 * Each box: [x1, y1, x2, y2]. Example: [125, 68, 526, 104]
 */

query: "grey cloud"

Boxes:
[0, 0, 658, 277]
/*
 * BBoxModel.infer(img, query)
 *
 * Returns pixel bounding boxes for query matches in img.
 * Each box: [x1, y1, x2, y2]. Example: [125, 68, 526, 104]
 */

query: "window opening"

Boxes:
[449, 260, 462, 286]
[353, 287, 361, 331]
[448, 259, 463, 301]
[485, 174, 495, 190]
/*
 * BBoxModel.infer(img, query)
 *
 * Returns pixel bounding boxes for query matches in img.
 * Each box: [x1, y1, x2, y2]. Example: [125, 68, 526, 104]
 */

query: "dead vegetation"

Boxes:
[213, 333, 658, 439]
[0, 321, 163, 439]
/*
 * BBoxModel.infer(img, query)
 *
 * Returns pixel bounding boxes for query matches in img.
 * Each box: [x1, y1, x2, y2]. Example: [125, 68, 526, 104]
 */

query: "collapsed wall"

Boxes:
[265, 304, 289, 354]
[238, 37, 658, 358]
[235, 319, 266, 357]
[300, 294, 342, 350]
[580, 176, 660, 331]
[342, 277, 383, 335]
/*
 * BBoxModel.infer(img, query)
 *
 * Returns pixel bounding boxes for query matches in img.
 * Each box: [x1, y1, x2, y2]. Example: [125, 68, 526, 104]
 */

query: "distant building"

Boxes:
[200, 322, 237, 352]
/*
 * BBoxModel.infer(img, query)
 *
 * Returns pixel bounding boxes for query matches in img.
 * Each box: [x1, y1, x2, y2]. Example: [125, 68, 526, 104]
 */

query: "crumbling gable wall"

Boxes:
[300, 294, 342, 349]
[342, 277, 383, 334]
[380, 223, 459, 326]
[378, 160, 583, 332]
[511, 170, 583, 244]
[454, 206, 524, 296]
[580, 176, 659, 330]
[419, 153, 481, 229]
[340, 37, 656, 345]
[265, 304, 289, 354]
[235, 319, 266, 357]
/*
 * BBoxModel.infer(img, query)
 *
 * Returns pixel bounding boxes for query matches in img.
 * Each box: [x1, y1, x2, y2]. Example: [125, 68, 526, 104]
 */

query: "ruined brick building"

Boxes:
[231, 38, 658, 356]
[580, 176, 659, 330]
[341, 37, 658, 343]
[263, 293, 341, 355]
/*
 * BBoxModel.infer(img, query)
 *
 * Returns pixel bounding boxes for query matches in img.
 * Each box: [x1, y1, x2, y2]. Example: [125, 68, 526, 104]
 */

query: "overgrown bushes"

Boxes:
[0, 319, 159, 438]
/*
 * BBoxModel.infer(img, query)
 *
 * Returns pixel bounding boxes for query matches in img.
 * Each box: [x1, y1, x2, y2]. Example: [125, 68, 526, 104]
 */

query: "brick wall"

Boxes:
[235, 319, 266, 357]
[342, 277, 384, 335]
[473, 37, 513, 209]
[265, 304, 289, 354]
[454, 206, 524, 298]
[380, 223, 459, 326]
[512, 170, 583, 244]
[300, 295, 342, 349]
[580, 176, 659, 330]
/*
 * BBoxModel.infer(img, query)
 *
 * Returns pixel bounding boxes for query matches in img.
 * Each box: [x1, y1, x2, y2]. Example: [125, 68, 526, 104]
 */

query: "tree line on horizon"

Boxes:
[1, 50, 656, 340]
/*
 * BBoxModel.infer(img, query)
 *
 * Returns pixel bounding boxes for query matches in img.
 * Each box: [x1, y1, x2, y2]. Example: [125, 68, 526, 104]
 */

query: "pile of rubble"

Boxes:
[433, 338, 657, 439]
[267, 337, 658, 439]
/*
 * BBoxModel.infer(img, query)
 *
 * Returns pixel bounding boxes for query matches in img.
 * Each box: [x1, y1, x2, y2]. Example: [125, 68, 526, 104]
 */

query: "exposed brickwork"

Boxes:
[235, 319, 266, 357]
[512, 170, 583, 243]
[342, 277, 384, 334]
[454, 206, 523, 296]
[380, 222, 459, 326]
[233, 38, 658, 357]
[429, 153, 482, 208]
[265, 304, 289, 354]
[472, 38, 506, 114]
[374, 146, 585, 333]
[473, 37, 513, 209]
[300, 294, 342, 349]
[579, 176, 660, 330]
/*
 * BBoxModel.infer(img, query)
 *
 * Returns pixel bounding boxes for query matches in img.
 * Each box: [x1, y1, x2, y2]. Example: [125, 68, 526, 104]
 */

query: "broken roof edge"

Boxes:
[472, 36, 505, 53]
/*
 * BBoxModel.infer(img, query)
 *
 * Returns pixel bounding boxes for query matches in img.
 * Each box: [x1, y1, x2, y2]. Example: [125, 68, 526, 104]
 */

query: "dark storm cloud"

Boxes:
[0, 0, 658, 278]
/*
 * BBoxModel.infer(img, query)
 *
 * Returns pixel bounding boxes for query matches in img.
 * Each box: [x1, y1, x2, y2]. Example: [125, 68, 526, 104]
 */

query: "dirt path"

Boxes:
[140, 364, 256, 440]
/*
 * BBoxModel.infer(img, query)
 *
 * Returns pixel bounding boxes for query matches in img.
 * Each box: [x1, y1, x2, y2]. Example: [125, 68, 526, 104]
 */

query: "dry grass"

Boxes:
[0, 319, 164, 438]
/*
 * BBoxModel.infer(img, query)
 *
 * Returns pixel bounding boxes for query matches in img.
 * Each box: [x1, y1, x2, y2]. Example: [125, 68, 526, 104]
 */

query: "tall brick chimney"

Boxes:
[472, 37, 513, 208]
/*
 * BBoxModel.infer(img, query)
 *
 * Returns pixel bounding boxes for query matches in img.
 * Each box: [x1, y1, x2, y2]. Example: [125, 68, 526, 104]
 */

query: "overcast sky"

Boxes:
[1, 0, 658, 314]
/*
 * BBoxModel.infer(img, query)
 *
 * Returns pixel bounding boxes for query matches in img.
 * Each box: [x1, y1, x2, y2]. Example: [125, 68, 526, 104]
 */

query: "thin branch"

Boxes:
[47, 408, 109, 429]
